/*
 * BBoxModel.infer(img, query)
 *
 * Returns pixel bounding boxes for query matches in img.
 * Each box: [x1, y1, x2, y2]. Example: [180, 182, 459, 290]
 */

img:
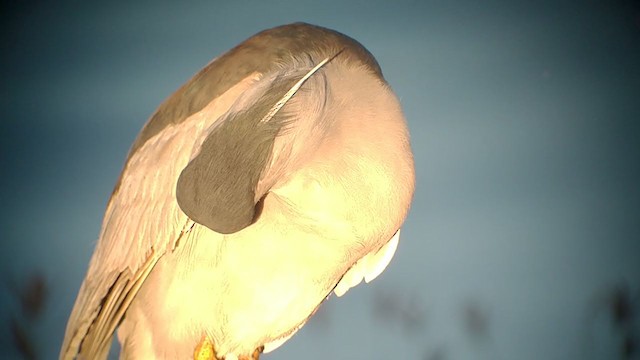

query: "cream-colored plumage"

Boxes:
[61, 23, 414, 360]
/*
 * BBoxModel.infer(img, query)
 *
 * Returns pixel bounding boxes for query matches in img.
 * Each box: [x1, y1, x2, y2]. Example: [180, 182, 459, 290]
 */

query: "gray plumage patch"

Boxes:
[176, 74, 307, 234]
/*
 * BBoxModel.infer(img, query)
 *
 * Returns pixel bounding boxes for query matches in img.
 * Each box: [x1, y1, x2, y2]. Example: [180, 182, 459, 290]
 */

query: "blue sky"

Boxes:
[2, 1, 639, 359]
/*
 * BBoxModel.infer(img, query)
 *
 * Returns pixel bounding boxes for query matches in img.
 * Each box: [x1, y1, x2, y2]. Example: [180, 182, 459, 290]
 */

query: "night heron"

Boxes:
[61, 22, 415, 359]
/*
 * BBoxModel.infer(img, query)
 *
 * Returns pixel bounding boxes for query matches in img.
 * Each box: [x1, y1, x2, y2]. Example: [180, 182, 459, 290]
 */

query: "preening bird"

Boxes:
[60, 23, 415, 360]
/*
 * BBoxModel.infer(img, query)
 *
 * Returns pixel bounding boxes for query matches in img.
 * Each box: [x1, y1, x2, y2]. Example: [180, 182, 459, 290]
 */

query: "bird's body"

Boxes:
[61, 23, 414, 359]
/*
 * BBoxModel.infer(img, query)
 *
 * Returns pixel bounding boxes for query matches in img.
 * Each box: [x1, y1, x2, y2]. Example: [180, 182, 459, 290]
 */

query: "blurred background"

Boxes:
[2, 1, 639, 359]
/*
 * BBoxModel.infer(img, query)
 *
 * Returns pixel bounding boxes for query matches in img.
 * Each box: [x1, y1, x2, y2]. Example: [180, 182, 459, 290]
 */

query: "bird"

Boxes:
[60, 22, 415, 360]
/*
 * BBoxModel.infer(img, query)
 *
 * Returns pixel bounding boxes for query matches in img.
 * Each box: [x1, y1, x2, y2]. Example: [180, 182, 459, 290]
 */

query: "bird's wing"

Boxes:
[59, 68, 266, 360]
[59, 116, 210, 359]
[62, 253, 162, 359]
